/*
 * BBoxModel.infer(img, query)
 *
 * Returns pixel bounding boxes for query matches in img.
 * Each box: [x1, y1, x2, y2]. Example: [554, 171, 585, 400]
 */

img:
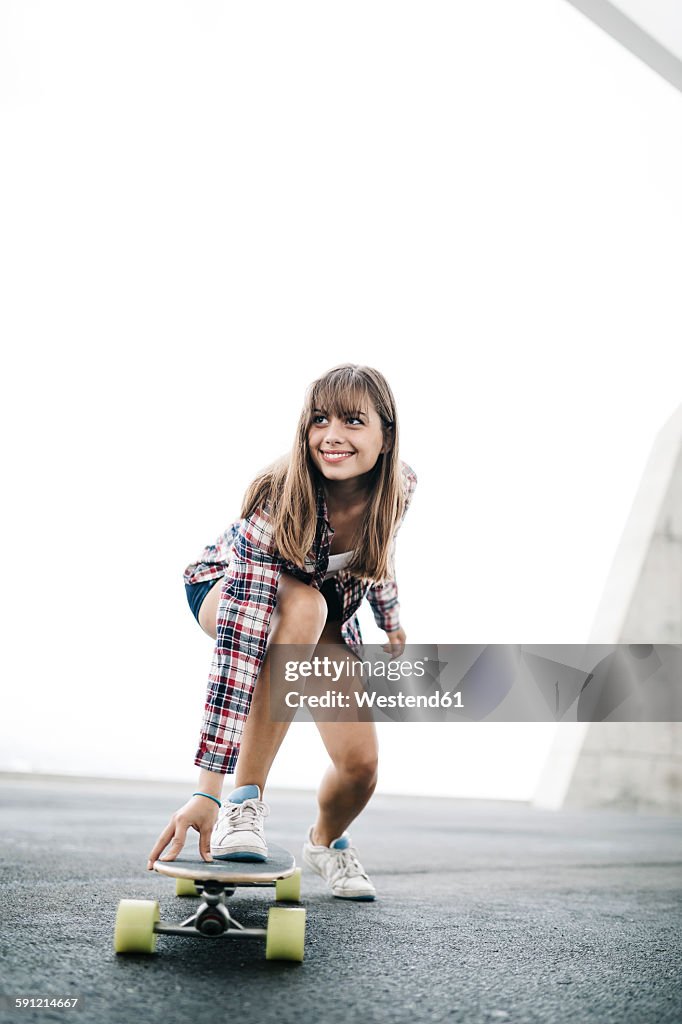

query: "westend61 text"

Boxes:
[283, 657, 428, 683]
[284, 690, 464, 709]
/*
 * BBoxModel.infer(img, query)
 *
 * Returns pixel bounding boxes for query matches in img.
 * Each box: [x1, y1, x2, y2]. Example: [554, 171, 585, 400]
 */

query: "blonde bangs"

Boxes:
[308, 375, 376, 425]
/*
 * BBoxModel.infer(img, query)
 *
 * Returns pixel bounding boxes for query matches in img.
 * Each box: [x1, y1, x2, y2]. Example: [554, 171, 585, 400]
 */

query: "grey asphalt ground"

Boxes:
[0, 773, 680, 1024]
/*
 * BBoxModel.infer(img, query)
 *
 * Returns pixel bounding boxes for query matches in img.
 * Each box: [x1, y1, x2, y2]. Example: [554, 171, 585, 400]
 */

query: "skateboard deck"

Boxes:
[114, 843, 305, 962]
[153, 842, 295, 885]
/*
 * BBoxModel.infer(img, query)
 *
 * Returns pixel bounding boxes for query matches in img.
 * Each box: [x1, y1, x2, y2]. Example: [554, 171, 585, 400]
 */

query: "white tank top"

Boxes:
[323, 550, 354, 581]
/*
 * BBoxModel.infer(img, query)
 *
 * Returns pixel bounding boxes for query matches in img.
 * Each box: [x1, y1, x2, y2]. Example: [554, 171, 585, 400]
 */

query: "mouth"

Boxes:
[320, 451, 355, 462]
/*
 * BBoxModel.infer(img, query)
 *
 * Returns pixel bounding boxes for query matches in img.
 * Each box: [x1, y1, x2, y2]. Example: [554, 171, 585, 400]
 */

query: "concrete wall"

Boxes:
[534, 406, 682, 814]
[619, 440, 682, 644]
[562, 722, 682, 815]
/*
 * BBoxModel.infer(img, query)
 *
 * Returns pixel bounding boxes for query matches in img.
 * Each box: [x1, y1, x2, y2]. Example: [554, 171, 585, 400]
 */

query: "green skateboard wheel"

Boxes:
[265, 906, 306, 962]
[175, 877, 200, 897]
[114, 899, 160, 954]
[275, 867, 301, 902]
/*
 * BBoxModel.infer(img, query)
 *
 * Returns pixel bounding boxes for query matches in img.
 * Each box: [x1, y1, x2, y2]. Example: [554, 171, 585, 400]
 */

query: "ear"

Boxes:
[380, 423, 394, 455]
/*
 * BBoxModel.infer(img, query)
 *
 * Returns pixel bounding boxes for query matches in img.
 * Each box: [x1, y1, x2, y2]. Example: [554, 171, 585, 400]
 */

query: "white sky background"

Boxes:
[1, 1, 681, 800]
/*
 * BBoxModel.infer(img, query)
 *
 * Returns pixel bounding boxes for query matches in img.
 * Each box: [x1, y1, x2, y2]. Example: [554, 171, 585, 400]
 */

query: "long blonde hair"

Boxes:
[240, 363, 406, 584]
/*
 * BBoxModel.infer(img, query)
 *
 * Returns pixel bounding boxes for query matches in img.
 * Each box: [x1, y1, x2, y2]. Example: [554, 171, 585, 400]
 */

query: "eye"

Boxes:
[311, 415, 364, 426]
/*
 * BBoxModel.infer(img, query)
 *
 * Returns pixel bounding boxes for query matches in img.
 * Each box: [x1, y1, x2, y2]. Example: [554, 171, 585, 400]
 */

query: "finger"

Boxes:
[147, 822, 176, 869]
[157, 823, 189, 863]
[199, 830, 214, 864]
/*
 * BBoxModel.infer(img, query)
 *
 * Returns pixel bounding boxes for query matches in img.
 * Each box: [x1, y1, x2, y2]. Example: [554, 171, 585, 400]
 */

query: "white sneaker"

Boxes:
[302, 826, 376, 900]
[210, 784, 270, 861]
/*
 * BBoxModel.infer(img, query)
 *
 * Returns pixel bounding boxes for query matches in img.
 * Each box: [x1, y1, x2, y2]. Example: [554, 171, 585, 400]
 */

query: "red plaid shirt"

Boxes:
[184, 460, 418, 774]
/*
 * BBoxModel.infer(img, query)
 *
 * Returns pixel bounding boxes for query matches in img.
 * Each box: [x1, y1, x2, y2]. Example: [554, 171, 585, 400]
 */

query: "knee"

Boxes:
[274, 575, 328, 638]
[338, 753, 379, 789]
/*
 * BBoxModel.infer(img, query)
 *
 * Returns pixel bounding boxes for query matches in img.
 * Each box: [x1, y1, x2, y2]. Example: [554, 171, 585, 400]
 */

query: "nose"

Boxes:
[323, 418, 346, 442]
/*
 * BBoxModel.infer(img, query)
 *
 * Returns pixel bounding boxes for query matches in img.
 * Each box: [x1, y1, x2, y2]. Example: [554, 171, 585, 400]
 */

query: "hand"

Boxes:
[146, 795, 219, 870]
[382, 626, 406, 657]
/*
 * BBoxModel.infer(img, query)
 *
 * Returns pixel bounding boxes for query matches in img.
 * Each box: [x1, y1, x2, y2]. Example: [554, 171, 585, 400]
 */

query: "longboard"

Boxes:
[154, 842, 296, 884]
[114, 842, 305, 962]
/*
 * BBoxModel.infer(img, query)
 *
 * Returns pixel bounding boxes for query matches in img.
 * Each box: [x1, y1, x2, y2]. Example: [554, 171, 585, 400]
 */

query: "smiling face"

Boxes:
[307, 395, 390, 485]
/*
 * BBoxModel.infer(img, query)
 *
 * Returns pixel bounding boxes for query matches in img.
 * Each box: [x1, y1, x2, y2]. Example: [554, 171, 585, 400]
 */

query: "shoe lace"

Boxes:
[328, 846, 368, 885]
[222, 799, 269, 833]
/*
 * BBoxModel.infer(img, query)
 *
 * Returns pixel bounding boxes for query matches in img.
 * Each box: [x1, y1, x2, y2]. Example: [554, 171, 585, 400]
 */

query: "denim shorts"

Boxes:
[320, 577, 343, 621]
[185, 578, 222, 625]
[184, 574, 343, 625]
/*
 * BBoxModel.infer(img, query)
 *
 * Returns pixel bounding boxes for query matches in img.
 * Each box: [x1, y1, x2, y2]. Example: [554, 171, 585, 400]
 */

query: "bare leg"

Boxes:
[197, 579, 222, 639]
[309, 621, 379, 845]
[196, 575, 377, 826]
[221, 575, 328, 795]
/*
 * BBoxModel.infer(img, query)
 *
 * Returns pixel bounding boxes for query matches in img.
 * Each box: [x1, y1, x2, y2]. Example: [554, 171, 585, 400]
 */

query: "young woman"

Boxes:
[147, 363, 417, 900]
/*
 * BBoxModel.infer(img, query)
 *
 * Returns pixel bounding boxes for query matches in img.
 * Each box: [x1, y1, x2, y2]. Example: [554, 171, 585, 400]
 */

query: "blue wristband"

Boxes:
[193, 791, 222, 808]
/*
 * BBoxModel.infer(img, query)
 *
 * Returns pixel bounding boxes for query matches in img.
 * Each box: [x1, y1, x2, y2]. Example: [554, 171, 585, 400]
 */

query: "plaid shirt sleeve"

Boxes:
[183, 521, 241, 585]
[366, 462, 418, 635]
[194, 502, 285, 775]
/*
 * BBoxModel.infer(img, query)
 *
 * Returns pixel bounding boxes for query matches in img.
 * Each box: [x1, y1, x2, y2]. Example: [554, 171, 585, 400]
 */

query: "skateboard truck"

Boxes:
[156, 881, 267, 939]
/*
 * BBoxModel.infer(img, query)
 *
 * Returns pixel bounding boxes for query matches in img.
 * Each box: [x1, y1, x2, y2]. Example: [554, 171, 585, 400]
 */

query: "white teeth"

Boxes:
[322, 452, 353, 460]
